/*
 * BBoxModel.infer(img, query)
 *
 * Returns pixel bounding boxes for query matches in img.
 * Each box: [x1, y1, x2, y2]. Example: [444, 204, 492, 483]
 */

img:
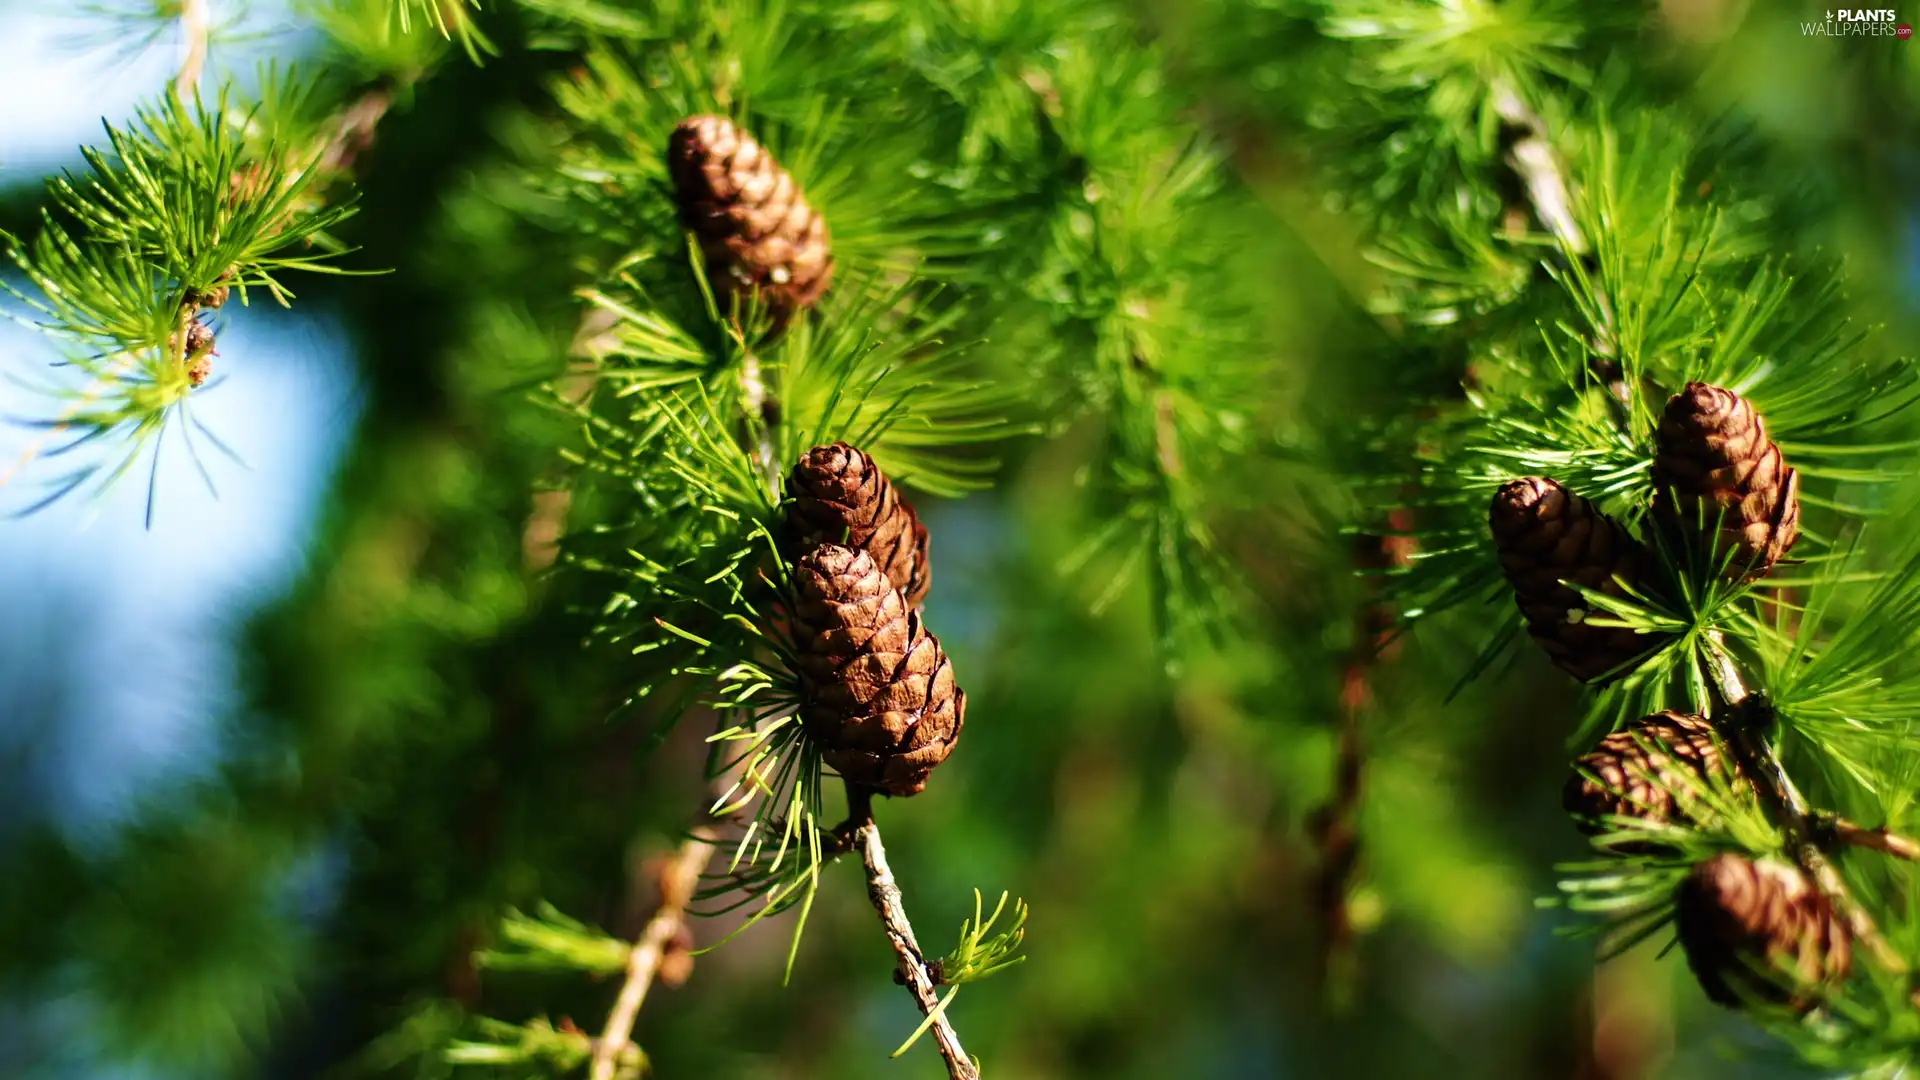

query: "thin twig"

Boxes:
[1821, 817, 1920, 862]
[589, 827, 720, 1080]
[1309, 514, 1413, 997]
[740, 350, 782, 499]
[1490, 81, 1586, 256]
[843, 789, 979, 1080]
[1701, 637, 1906, 972]
[173, 0, 211, 100]
[1488, 79, 1641, 426]
[313, 86, 395, 180]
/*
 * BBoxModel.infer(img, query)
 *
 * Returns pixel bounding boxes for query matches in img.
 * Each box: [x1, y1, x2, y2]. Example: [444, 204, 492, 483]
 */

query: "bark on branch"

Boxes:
[174, 0, 211, 100]
[589, 827, 720, 1080]
[842, 788, 978, 1080]
[1823, 818, 1920, 862]
[1491, 81, 1586, 256]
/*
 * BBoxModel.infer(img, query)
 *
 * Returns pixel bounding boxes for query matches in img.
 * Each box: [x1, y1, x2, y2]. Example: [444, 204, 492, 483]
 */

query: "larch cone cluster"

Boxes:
[1505, 386, 1851, 1012]
[668, 114, 832, 322]
[785, 444, 960, 797]
[1488, 383, 1799, 684]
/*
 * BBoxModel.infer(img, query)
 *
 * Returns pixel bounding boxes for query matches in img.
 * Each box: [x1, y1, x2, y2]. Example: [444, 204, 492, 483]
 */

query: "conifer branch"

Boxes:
[1702, 638, 1906, 974]
[1310, 518, 1410, 996]
[0, 8, 407, 518]
[1311, 662, 1366, 992]
[589, 827, 719, 1080]
[173, 0, 211, 100]
[842, 787, 979, 1080]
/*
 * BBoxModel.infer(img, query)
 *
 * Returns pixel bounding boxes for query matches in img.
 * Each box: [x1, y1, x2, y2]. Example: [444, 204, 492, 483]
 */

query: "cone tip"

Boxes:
[673, 113, 732, 136]
[1489, 476, 1560, 525]
[1664, 381, 1740, 422]
[794, 542, 879, 586]
[788, 443, 868, 493]
[798, 441, 859, 465]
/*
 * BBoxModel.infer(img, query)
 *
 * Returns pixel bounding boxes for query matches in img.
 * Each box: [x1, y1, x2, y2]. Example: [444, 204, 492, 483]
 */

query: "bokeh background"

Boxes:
[1, 1, 1917, 1078]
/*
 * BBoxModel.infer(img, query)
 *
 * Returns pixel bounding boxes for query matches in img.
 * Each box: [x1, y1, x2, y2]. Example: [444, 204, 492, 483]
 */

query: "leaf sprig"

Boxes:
[1, 83, 360, 521]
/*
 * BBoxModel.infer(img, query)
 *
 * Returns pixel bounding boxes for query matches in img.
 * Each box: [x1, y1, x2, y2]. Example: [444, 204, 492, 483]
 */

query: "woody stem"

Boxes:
[589, 828, 719, 1080]
[841, 787, 978, 1080]
[1702, 636, 1905, 972]
[1816, 815, 1920, 862]
[173, 0, 211, 99]
[741, 351, 781, 499]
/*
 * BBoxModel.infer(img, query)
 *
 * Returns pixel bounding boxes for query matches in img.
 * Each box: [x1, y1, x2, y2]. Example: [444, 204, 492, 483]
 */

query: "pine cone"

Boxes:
[1651, 383, 1799, 581]
[177, 320, 214, 357]
[1564, 711, 1737, 840]
[1675, 853, 1850, 1011]
[792, 545, 963, 797]
[668, 115, 832, 320]
[170, 320, 216, 388]
[784, 444, 930, 609]
[1490, 477, 1656, 682]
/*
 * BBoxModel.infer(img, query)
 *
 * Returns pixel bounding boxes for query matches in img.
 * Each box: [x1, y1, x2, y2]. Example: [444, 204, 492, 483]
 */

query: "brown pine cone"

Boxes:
[169, 320, 216, 387]
[1675, 853, 1850, 1011]
[1490, 477, 1657, 682]
[177, 320, 214, 358]
[1651, 383, 1799, 581]
[668, 115, 832, 321]
[784, 444, 930, 609]
[791, 545, 962, 797]
[1564, 712, 1738, 840]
